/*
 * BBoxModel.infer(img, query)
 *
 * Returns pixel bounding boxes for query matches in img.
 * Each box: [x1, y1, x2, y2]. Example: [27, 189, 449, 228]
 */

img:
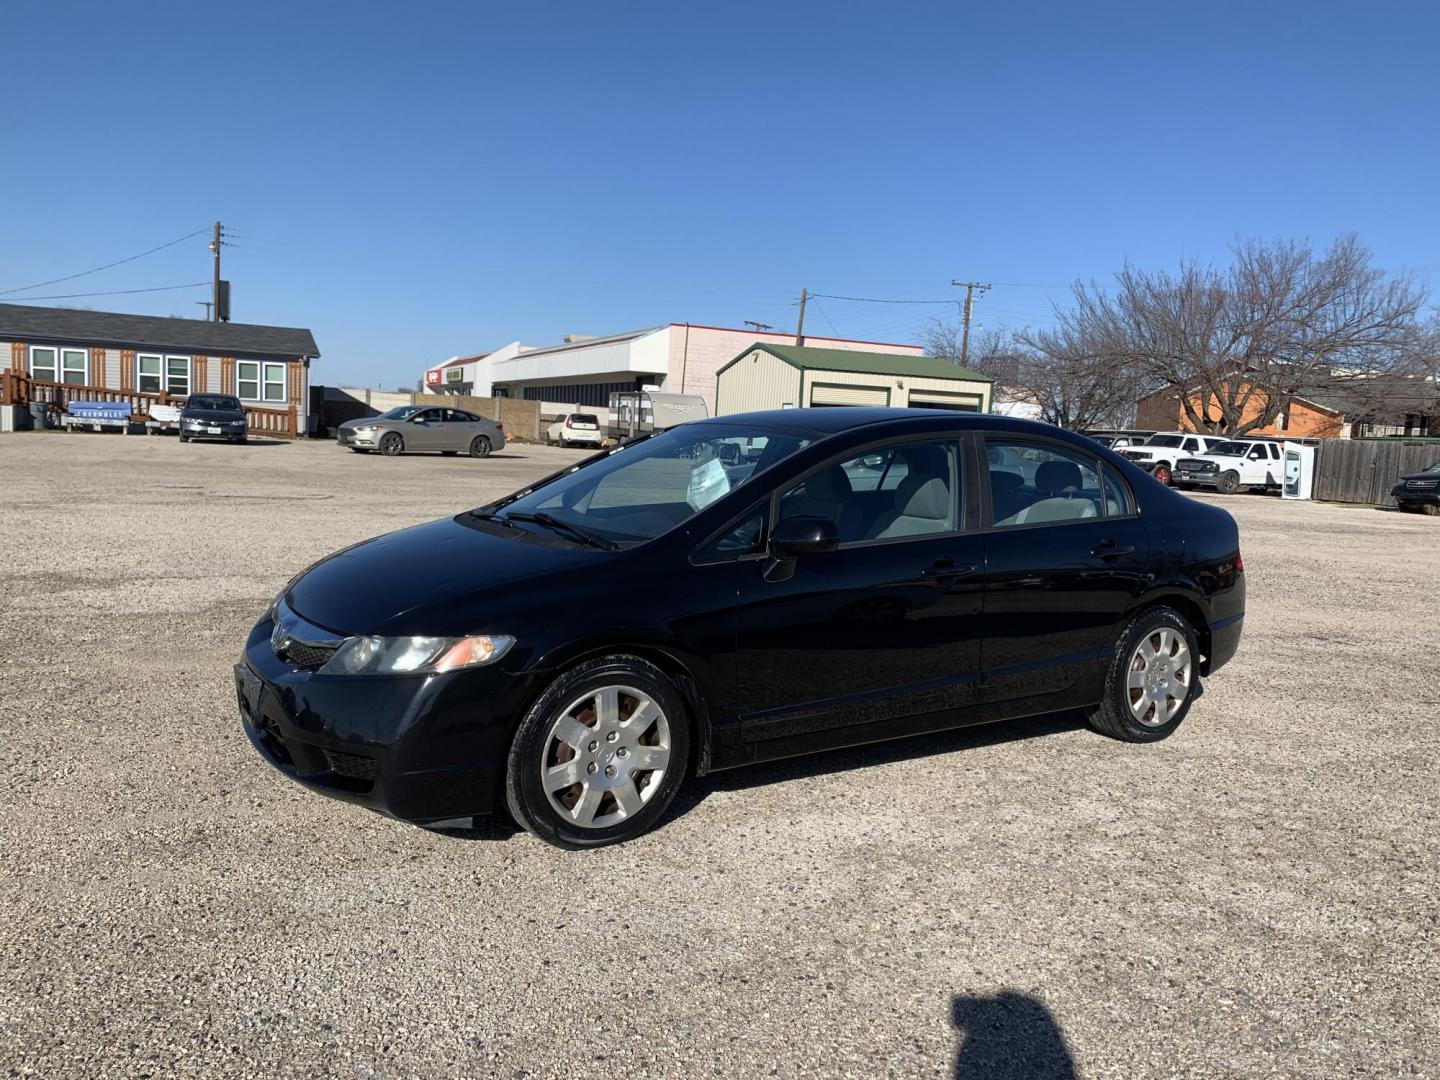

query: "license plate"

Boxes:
[234, 664, 261, 718]
[207, 426, 222, 434]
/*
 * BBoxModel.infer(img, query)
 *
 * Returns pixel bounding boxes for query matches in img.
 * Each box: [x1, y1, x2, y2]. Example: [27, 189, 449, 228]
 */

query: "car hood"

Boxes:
[286, 515, 604, 636]
[182, 408, 246, 422]
[1398, 469, 1440, 482]
[338, 416, 398, 431]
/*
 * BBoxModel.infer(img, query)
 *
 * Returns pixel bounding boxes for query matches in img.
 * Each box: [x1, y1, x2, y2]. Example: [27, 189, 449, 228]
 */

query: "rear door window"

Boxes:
[986, 440, 1106, 527]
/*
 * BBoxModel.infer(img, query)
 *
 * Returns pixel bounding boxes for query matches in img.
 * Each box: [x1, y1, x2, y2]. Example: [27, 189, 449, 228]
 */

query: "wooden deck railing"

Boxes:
[1, 372, 298, 437]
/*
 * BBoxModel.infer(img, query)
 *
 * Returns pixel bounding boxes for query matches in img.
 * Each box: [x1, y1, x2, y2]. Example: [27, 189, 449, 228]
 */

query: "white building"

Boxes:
[424, 324, 925, 414]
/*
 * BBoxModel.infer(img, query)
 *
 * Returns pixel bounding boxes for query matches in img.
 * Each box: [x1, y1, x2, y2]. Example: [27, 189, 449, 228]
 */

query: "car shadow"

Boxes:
[431, 711, 1088, 844]
[681, 710, 1088, 805]
[951, 991, 1078, 1079]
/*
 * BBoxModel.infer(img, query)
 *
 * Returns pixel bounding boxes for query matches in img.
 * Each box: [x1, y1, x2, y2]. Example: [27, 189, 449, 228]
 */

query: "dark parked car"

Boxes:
[1391, 460, 1440, 514]
[236, 410, 1245, 848]
[179, 394, 247, 444]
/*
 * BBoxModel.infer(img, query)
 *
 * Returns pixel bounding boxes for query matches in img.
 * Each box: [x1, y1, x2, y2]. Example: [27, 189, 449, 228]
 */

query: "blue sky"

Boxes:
[5, 0, 1437, 387]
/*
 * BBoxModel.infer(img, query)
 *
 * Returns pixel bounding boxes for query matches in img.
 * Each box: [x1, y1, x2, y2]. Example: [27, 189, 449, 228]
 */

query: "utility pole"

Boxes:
[210, 221, 223, 321]
[196, 300, 213, 320]
[743, 320, 774, 334]
[794, 288, 808, 346]
[949, 280, 990, 365]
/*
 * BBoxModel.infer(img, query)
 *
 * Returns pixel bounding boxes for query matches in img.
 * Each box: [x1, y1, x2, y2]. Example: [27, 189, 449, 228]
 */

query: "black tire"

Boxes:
[1086, 606, 1199, 743]
[442, 450, 459, 456]
[505, 656, 692, 849]
[178, 432, 189, 443]
[379, 432, 404, 456]
[234, 436, 248, 445]
[469, 435, 492, 458]
[1217, 470, 1241, 495]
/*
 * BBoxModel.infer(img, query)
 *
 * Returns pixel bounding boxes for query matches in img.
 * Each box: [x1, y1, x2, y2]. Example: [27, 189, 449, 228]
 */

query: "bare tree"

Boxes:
[923, 318, 1144, 429]
[1053, 235, 1425, 436]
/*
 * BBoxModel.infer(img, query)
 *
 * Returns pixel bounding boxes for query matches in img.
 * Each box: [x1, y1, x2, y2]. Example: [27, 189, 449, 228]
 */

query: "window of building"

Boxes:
[30, 346, 87, 385]
[237, 361, 287, 402]
[138, 354, 191, 395]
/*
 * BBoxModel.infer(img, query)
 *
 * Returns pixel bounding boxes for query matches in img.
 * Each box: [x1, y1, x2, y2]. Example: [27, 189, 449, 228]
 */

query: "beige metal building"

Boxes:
[715, 343, 993, 415]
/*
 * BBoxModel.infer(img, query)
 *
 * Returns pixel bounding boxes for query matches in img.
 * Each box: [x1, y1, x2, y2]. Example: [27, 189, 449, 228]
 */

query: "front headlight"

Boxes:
[318, 633, 515, 675]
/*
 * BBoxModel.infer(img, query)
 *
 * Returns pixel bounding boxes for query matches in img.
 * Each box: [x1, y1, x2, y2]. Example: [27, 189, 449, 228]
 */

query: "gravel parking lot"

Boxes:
[2, 432, 1436, 1079]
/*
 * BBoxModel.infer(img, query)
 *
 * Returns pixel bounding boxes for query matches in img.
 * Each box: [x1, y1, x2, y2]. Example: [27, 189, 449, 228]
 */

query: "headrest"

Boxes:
[1036, 461, 1083, 493]
[894, 476, 950, 519]
[990, 471, 1024, 496]
[805, 465, 853, 502]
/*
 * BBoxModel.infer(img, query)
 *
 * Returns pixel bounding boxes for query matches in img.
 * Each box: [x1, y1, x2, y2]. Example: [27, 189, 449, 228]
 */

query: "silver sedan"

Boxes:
[336, 405, 507, 457]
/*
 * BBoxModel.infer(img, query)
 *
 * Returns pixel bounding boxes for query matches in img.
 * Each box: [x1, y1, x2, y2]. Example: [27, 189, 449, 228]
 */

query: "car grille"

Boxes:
[1407, 478, 1437, 490]
[1120, 449, 1149, 461]
[280, 641, 338, 670]
[325, 750, 379, 781]
[1178, 458, 1218, 473]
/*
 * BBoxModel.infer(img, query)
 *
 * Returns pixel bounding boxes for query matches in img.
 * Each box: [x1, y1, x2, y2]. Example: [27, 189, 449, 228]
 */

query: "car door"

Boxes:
[436, 408, 480, 451]
[731, 437, 986, 751]
[403, 407, 445, 450]
[978, 436, 1150, 705]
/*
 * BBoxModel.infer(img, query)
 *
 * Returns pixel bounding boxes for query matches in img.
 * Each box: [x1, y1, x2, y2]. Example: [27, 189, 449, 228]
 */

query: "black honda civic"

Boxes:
[237, 409, 1245, 848]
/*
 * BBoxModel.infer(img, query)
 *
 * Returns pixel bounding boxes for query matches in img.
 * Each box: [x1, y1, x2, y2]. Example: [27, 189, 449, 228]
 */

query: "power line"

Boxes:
[0, 228, 208, 296]
[5, 281, 210, 302]
[809, 292, 957, 305]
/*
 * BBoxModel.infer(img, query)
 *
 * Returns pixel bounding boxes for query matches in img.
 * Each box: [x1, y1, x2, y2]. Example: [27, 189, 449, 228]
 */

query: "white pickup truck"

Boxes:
[1174, 438, 1285, 494]
[1118, 432, 1229, 485]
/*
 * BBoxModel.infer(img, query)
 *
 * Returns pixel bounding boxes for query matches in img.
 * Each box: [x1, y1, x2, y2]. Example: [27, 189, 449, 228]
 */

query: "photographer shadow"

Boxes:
[951, 992, 1077, 1080]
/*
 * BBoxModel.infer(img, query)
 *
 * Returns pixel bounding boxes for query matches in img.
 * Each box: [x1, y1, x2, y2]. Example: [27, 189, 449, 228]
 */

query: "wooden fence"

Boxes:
[1313, 439, 1440, 506]
[0, 371, 298, 437]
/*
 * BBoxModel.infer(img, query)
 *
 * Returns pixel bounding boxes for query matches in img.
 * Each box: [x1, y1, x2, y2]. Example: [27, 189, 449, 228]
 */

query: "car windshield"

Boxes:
[375, 405, 426, 421]
[1208, 441, 1249, 456]
[1146, 435, 1184, 448]
[188, 395, 240, 411]
[492, 423, 812, 545]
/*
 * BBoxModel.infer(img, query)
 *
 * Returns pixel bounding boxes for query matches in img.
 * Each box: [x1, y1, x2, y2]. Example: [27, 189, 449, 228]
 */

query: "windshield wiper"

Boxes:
[502, 511, 619, 551]
[466, 509, 518, 527]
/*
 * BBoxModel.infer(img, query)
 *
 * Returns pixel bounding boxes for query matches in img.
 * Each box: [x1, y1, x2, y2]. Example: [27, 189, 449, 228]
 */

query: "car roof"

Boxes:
[693, 407, 1070, 438]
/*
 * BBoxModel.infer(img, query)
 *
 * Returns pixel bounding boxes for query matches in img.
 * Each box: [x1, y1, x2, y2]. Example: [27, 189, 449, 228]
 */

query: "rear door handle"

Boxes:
[1090, 541, 1136, 559]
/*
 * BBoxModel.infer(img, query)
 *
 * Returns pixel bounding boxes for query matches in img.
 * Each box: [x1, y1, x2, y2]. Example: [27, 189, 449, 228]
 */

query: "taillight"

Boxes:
[496, 422, 504, 430]
[1235, 552, 1244, 572]
[564, 417, 572, 428]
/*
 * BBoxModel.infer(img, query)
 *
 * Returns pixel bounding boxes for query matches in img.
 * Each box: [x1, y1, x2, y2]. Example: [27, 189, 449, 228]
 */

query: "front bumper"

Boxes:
[235, 616, 540, 823]
[1393, 484, 1439, 509]
[1176, 469, 1220, 488]
[337, 428, 378, 448]
[183, 422, 247, 441]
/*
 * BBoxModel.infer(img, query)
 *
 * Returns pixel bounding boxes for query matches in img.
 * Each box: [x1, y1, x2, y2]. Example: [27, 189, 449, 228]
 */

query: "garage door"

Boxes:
[908, 390, 984, 412]
[809, 383, 889, 407]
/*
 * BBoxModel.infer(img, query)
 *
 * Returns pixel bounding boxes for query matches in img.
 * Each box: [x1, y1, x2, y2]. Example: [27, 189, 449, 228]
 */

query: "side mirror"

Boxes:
[770, 516, 839, 558]
[717, 443, 741, 464]
[410, 415, 428, 424]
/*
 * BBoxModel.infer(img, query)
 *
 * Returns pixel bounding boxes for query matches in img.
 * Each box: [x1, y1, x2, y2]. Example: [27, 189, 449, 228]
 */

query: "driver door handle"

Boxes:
[922, 558, 977, 580]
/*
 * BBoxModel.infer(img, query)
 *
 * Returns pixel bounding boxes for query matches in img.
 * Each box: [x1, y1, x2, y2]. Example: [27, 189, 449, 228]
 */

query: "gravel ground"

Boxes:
[2, 432, 1436, 1079]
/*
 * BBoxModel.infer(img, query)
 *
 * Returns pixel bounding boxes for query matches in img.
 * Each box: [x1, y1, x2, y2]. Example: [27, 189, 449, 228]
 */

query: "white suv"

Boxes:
[1118, 432, 1229, 485]
[547, 412, 604, 449]
[1174, 438, 1284, 494]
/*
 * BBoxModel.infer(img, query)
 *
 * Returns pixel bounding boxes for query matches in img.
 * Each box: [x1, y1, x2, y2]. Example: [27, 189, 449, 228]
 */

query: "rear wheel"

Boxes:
[505, 656, 691, 849]
[379, 432, 404, 456]
[1152, 463, 1172, 485]
[1217, 470, 1241, 494]
[1087, 606, 1198, 742]
[469, 435, 492, 458]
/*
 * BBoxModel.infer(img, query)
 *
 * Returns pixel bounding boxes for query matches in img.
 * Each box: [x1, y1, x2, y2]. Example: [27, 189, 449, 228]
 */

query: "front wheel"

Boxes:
[1217, 470, 1241, 495]
[469, 435, 492, 458]
[379, 432, 404, 456]
[505, 656, 691, 849]
[1087, 606, 1199, 742]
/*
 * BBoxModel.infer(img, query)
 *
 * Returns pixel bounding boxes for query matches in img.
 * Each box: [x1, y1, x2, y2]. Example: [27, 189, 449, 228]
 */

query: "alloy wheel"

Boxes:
[380, 433, 404, 456]
[1126, 628, 1192, 726]
[470, 436, 491, 458]
[540, 685, 671, 829]
[1153, 464, 1172, 485]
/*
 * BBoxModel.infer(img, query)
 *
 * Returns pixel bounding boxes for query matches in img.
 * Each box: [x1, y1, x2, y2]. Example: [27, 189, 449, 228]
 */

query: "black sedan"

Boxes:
[179, 394, 248, 444]
[236, 410, 1245, 848]
[1391, 460, 1440, 514]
